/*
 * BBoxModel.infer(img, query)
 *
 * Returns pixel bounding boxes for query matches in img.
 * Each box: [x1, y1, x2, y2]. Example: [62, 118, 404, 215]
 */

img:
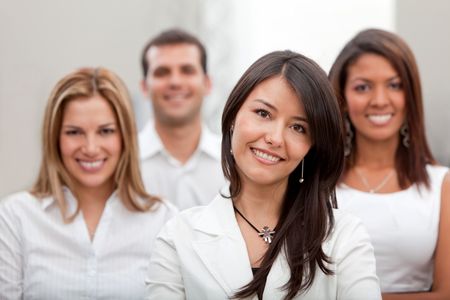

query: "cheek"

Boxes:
[59, 136, 76, 157]
[108, 136, 123, 156]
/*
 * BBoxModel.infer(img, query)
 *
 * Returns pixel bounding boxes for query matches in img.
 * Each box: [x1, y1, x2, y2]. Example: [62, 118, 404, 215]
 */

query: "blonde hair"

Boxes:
[31, 67, 160, 221]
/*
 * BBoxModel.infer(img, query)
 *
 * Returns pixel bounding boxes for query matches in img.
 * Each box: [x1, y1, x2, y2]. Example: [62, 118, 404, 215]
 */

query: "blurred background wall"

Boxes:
[0, 0, 448, 198]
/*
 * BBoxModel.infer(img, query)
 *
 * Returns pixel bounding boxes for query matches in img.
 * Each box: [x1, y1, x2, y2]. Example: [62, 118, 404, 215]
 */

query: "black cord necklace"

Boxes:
[233, 204, 275, 244]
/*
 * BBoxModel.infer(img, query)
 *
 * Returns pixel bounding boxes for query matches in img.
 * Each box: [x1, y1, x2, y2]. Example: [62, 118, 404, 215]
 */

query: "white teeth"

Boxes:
[252, 149, 280, 162]
[79, 160, 103, 169]
[165, 93, 188, 101]
[368, 114, 392, 125]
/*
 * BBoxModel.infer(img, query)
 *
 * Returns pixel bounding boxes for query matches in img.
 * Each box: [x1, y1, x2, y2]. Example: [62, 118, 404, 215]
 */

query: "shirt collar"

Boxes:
[40, 186, 78, 214]
[41, 186, 119, 214]
[138, 120, 221, 161]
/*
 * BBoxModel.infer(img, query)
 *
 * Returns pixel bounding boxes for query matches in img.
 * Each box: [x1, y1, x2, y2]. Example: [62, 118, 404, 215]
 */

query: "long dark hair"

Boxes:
[329, 28, 435, 188]
[222, 51, 344, 299]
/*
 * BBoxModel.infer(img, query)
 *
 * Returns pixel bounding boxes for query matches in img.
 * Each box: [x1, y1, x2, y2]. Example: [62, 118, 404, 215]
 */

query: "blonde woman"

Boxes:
[0, 67, 177, 299]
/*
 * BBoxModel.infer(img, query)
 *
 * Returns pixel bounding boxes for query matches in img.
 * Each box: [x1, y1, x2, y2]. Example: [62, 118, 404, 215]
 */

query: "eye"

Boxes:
[354, 83, 370, 92]
[291, 124, 306, 134]
[153, 67, 170, 77]
[255, 109, 271, 119]
[181, 65, 197, 75]
[388, 81, 402, 90]
[99, 128, 116, 135]
[64, 129, 81, 136]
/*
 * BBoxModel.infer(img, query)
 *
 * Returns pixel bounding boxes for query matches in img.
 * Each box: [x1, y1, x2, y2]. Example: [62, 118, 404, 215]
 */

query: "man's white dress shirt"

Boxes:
[138, 120, 226, 210]
[0, 188, 177, 299]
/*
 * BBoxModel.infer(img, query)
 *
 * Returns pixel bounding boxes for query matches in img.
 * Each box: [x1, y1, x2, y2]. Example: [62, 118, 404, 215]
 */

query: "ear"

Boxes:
[140, 79, 149, 98]
[203, 75, 212, 96]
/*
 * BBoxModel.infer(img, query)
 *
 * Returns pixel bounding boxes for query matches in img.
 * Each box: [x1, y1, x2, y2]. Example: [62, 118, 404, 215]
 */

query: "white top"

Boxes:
[138, 120, 226, 210]
[336, 164, 449, 293]
[0, 188, 177, 300]
[145, 193, 381, 300]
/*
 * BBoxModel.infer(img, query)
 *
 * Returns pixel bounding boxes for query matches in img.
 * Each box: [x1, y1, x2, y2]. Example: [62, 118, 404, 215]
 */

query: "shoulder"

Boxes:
[332, 209, 365, 233]
[0, 191, 43, 227]
[200, 125, 222, 160]
[149, 197, 179, 217]
[157, 194, 228, 241]
[327, 209, 370, 250]
[0, 191, 39, 212]
[426, 164, 449, 183]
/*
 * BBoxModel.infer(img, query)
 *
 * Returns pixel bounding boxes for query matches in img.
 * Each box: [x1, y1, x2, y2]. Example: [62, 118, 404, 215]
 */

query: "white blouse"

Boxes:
[0, 188, 177, 299]
[337, 165, 449, 293]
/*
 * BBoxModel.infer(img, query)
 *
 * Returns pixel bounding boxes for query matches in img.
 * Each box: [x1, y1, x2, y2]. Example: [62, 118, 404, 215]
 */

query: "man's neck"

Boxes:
[155, 118, 202, 164]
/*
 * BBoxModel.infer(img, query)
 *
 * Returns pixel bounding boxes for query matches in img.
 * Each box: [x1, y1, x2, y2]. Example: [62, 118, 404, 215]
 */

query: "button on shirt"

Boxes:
[139, 120, 226, 210]
[0, 188, 177, 299]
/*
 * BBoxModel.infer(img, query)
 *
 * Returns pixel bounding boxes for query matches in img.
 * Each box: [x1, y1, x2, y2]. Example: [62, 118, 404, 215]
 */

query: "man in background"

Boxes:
[139, 28, 225, 210]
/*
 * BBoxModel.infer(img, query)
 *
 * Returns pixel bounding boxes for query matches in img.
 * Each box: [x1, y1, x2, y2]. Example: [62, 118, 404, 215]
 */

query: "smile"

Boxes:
[367, 113, 393, 125]
[77, 159, 106, 171]
[163, 92, 190, 101]
[251, 148, 282, 163]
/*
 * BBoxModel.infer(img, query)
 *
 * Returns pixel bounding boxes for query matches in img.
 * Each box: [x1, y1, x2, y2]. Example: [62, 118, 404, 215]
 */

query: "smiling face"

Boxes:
[231, 76, 312, 190]
[344, 53, 406, 146]
[59, 95, 122, 195]
[142, 43, 211, 127]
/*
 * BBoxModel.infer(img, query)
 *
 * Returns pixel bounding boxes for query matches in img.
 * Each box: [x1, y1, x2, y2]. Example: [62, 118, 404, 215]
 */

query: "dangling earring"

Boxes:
[344, 116, 354, 157]
[400, 122, 410, 148]
[299, 159, 305, 183]
[230, 124, 234, 155]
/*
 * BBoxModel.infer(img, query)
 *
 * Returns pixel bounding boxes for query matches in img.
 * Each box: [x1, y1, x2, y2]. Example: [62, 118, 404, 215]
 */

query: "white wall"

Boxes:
[0, 0, 398, 197]
[397, 0, 450, 166]
[0, 0, 206, 197]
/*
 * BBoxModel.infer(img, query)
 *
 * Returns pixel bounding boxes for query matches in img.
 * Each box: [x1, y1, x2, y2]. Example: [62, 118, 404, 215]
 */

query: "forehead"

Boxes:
[243, 76, 304, 114]
[347, 53, 398, 79]
[146, 43, 202, 70]
[62, 95, 117, 123]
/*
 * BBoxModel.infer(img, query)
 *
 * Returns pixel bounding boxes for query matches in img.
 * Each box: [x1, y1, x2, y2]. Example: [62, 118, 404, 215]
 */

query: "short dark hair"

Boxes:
[141, 28, 207, 77]
[222, 50, 344, 300]
[329, 28, 435, 188]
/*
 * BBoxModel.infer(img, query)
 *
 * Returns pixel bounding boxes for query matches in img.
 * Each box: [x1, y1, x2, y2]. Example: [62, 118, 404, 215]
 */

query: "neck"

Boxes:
[74, 183, 114, 212]
[233, 181, 285, 227]
[353, 134, 398, 169]
[155, 117, 202, 164]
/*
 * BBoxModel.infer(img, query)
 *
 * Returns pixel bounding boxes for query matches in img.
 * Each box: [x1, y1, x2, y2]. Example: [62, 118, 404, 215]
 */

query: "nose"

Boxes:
[370, 86, 389, 107]
[264, 123, 284, 147]
[168, 71, 182, 87]
[82, 135, 100, 156]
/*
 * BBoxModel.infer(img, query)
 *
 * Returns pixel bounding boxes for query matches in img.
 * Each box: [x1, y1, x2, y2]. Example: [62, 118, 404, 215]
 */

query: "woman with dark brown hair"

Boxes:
[329, 28, 450, 299]
[145, 50, 381, 299]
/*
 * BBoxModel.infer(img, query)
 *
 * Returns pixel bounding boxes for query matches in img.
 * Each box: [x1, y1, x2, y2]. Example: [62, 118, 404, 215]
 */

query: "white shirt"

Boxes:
[0, 188, 177, 300]
[145, 193, 381, 300]
[336, 165, 449, 293]
[138, 120, 226, 210]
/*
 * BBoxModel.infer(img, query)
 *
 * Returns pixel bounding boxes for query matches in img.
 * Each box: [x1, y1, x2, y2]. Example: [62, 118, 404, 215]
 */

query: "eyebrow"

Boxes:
[61, 122, 116, 129]
[349, 75, 401, 83]
[253, 99, 308, 122]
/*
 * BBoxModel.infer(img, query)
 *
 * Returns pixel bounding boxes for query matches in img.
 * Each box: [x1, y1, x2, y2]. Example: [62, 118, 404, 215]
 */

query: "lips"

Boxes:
[77, 159, 106, 172]
[367, 113, 393, 125]
[163, 92, 191, 101]
[251, 148, 283, 163]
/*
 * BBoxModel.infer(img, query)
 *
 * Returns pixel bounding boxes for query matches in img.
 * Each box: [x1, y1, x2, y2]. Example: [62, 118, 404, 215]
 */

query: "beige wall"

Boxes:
[397, 0, 450, 166]
[2, 0, 448, 198]
[0, 0, 205, 197]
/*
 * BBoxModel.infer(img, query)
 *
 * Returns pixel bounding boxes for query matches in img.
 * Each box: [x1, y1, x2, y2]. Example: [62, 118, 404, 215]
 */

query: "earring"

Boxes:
[230, 148, 233, 155]
[400, 122, 410, 148]
[344, 116, 354, 157]
[299, 159, 305, 183]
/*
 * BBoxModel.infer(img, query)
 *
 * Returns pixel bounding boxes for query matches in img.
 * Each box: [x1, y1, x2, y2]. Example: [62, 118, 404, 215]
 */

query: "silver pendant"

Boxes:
[259, 226, 275, 244]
